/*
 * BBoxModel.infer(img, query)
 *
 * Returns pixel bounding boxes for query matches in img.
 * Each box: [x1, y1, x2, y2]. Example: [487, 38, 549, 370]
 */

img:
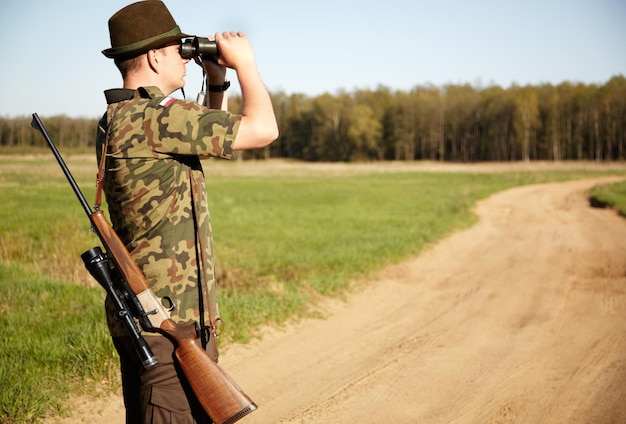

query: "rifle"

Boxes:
[31, 113, 257, 424]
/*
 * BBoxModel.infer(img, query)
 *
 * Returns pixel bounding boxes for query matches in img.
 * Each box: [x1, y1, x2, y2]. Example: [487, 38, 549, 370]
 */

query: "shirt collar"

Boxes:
[104, 86, 165, 104]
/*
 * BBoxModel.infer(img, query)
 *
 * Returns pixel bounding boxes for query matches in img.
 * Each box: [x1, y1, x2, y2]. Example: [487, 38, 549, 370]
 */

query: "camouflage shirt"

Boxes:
[96, 86, 240, 338]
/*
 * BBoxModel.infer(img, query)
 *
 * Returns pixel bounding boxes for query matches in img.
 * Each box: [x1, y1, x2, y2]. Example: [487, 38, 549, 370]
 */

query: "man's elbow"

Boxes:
[254, 119, 279, 146]
[267, 125, 279, 145]
[233, 124, 279, 150]
[255, 126, 279, 149]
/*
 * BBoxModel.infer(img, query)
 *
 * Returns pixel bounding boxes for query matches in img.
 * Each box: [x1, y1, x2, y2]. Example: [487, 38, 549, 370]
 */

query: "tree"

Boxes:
[514, 86, 540, 162]
[345, 103, 383, 160]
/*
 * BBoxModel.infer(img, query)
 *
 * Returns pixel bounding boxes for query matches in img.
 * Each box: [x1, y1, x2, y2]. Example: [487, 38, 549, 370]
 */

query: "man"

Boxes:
[96, 1, 278, 423]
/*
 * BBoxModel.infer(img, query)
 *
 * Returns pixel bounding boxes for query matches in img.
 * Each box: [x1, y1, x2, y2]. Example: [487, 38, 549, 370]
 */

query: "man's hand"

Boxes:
[214, 31, 256, 72]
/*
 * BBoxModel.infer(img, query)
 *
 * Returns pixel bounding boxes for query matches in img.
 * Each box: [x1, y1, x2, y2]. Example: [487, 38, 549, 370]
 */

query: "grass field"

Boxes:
[1, 155, 625, 423]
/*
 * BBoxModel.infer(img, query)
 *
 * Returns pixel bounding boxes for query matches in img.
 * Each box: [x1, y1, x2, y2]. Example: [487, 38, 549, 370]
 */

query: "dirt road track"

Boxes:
[53, 176, 626, 423]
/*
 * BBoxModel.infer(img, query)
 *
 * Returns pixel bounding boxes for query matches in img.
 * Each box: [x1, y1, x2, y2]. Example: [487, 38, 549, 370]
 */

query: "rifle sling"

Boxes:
[95, 90, 133, 209]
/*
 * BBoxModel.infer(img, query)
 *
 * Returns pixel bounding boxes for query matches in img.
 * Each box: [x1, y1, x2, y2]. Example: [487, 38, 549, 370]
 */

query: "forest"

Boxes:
[1, 75, 624, 162]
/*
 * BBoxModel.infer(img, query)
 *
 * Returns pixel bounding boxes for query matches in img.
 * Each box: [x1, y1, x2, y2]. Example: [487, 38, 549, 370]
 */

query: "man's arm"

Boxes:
[215, 31, 279, 150]
[200, 55, 229, 111]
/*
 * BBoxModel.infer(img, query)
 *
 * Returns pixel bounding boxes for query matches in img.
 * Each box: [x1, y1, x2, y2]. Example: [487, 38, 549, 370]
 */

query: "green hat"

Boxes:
[102, 1, 189, 59]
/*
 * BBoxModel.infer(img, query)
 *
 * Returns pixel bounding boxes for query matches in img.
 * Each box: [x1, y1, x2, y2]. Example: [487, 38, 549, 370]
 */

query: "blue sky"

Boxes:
[0, 0, 624, 118]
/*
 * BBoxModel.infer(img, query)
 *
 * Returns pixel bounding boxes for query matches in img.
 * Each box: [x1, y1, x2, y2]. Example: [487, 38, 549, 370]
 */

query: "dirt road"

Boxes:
[53, 176, 626, 423]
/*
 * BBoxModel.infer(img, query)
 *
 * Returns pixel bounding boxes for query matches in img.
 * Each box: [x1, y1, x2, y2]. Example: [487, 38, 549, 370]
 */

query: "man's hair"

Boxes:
[114, 54, 145, 78]
[113, 45, 174, 78]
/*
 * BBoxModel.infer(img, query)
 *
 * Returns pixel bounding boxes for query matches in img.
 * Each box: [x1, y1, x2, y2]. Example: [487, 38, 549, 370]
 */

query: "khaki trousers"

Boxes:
[113, 335, 213, 424]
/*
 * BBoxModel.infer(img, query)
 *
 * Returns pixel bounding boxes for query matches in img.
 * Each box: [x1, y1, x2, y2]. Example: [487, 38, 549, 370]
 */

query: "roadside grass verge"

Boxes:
[1, 156, 624, 422]
[589, 179, 626, 216]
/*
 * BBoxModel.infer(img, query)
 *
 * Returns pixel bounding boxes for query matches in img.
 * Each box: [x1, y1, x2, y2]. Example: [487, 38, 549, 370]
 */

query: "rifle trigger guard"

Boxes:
[161, 296, 175, 312]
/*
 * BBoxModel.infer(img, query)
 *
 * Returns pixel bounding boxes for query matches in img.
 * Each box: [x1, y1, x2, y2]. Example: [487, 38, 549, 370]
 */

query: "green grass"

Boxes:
[1, 156, 624, 422]
[589, 179, 626, 215]
[0, 264, 117, 423]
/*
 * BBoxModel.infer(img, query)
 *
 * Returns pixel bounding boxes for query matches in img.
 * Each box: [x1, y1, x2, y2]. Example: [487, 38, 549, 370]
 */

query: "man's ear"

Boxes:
[147, 49, 159, 73]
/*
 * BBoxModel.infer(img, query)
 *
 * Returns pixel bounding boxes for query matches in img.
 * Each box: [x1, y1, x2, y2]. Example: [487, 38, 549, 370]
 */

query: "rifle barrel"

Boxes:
[31, 113, 93, 217]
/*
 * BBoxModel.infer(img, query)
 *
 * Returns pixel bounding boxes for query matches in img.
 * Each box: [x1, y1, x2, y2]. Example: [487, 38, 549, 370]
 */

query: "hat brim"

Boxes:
[102, 27, 190, 59]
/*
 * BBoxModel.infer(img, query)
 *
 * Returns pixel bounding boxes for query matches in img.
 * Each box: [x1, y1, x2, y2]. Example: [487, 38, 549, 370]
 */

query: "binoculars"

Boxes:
[180, 37, 219, 59]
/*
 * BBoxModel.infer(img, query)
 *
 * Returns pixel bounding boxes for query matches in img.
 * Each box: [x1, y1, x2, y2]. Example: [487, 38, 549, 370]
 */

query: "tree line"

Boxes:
[2, 75, 624, 162]
[0, 115, 99, 151]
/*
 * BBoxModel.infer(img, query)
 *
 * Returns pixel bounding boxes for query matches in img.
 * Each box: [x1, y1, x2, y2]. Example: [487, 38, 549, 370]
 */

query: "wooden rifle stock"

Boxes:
[31, 113, 257, 424]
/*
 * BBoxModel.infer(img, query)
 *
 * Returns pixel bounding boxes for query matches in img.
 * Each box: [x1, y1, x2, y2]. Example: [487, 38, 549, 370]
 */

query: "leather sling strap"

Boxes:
[94, 89, 132, 209]
[94, 103, 118, 209]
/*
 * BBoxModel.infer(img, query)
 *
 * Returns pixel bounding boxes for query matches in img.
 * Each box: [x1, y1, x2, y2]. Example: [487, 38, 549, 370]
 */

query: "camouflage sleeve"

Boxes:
[143, 97, 241, 159]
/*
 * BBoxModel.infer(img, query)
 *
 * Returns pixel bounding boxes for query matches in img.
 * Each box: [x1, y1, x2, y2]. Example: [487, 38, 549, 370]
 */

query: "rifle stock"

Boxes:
[31, 113, 257, 424]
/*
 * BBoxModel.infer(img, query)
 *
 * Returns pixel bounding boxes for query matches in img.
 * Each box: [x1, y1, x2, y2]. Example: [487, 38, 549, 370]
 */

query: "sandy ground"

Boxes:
[48, 173, 626, 424]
